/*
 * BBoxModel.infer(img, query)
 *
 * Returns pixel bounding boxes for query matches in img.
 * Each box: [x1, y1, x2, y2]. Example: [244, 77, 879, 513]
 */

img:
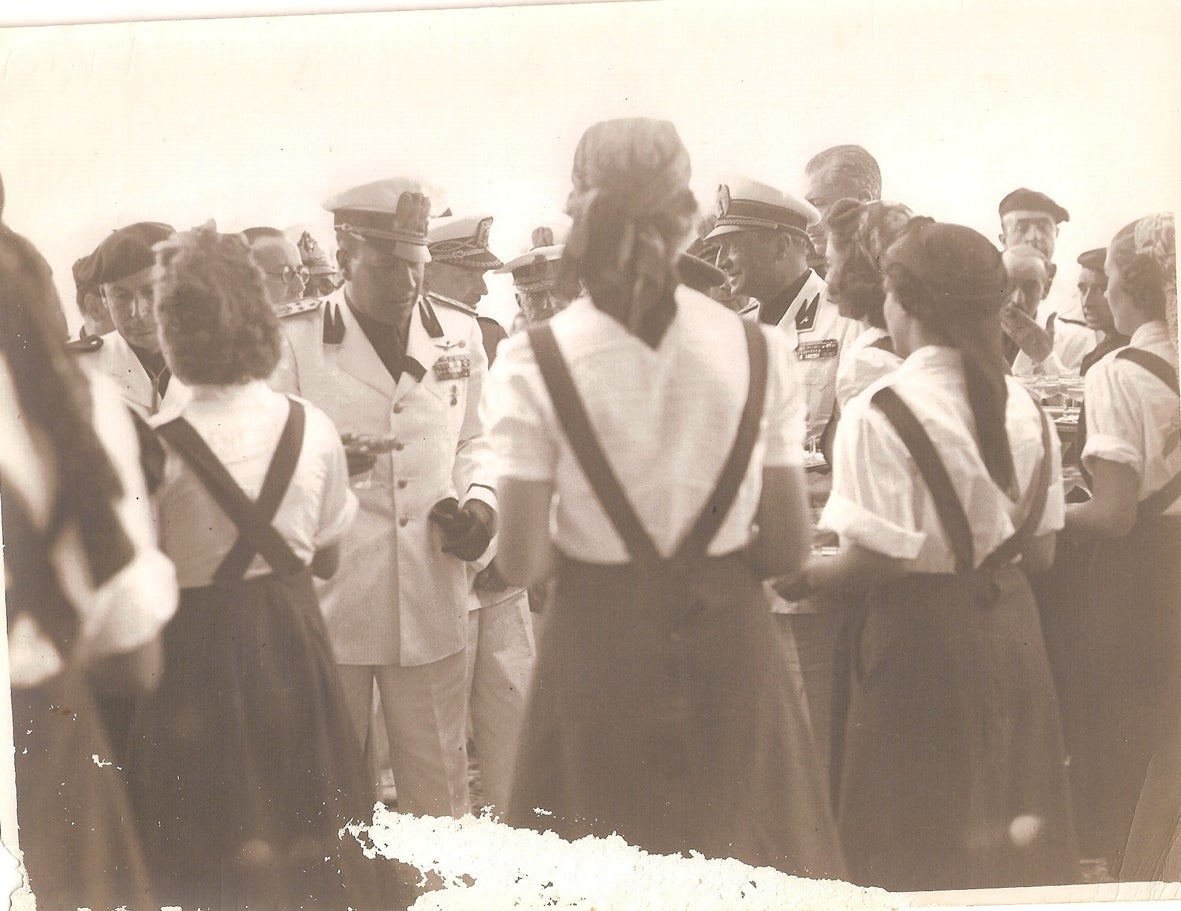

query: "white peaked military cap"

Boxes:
[705, 177, 820, 242]
[322, 177, 433, 263]
[427, 214, 503, 271]
[495, 224, 569, 292]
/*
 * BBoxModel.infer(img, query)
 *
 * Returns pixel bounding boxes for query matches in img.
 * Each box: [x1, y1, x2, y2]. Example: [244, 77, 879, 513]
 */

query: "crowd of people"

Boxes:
[1, 116, 1177, 909]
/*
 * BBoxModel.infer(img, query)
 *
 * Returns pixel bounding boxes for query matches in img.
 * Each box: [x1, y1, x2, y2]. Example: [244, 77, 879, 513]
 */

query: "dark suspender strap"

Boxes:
[156, 407, 304, 579]
[674, 320, 769, 563]
[213, 399, 307, 582]
[872, 386, 975, 573]
[1116, 347, 1181, 394]
[0, 484, 80, 655]
[528, 324, 663, 568]
[980, 395, 1054, 571]
[1139, 470, 1181, 522]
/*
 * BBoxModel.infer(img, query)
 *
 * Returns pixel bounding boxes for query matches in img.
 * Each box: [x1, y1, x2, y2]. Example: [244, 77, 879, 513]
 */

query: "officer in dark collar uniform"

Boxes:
[270, 177, 497, 819]
[425, 212, 507, 364]
[707, 177, 860, 449]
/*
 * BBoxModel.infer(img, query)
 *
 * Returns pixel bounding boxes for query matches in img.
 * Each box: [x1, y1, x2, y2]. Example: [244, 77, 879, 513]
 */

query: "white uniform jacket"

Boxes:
[270, 291, 496, 667]
[74, 331, 190, 418]
[742, 270, 861, 444]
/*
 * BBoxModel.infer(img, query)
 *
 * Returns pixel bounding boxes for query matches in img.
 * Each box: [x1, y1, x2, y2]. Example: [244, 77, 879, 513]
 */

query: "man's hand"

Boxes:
[1001, 300, 1054, 364]
[341, 432, 396, 477]
[429, 497, 497, 562]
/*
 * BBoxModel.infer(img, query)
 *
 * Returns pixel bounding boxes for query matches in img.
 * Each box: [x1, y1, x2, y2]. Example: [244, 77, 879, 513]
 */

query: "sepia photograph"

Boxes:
[1, 1, 1179, 908]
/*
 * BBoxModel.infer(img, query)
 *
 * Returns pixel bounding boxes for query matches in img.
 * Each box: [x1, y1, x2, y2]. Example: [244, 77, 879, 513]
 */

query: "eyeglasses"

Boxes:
[266, 265, 310, 284]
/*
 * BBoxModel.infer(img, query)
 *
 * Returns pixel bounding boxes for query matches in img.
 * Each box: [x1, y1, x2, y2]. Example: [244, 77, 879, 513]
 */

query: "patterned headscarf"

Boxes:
[557, 118, 696, 347]
[1133, 212, 1177, 348]
[825, 198, 914, 326]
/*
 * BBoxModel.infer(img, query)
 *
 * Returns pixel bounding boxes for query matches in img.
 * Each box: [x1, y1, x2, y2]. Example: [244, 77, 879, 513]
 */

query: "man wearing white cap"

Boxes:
[707, 179, 860, 782]
[707, 178, 858, 448]
[497, 224, 571, 331]
[424, 213, 536, 815]
[270, 178, 497, 818]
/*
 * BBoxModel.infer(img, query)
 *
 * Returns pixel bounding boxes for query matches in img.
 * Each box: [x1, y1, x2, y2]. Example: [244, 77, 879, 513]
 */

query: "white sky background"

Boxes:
[1, 0, 1179, 330]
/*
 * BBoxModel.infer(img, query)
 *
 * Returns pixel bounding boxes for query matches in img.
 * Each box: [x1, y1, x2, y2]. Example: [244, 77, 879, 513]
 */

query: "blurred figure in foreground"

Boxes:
[1, 176, 178, 910]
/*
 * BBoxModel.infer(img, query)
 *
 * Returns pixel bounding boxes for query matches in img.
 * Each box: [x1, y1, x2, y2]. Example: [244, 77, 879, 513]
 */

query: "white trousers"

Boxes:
[465, 589, 537, 816]
[337, 652, 470, 819]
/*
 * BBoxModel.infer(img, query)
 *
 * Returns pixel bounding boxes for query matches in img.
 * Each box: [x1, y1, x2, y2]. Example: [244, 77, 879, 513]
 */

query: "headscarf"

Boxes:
[826, 198, 914, 326]
[883, 220, 1018, 493]
[1133, 212, 1177, 349]
[557, 118, 696, 347]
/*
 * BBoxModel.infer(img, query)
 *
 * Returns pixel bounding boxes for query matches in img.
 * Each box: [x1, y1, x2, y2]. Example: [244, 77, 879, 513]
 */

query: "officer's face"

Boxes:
[1000, 211, 1058, 261]
[717, 230, 780, 298]
[516, 288, 567, 324]
[103, 266, 159, 351]
[250, 236, 307, 305]
[344, 241, 423, 324]
[425, 261, 489, 308]
[1078, 266, 1114, 333]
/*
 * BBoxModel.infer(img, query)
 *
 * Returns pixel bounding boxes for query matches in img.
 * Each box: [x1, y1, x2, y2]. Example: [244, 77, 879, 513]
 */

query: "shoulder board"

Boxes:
[64, 332, 103, 354]
[425, 292, 478, 318]
[272, 296, 323, 320]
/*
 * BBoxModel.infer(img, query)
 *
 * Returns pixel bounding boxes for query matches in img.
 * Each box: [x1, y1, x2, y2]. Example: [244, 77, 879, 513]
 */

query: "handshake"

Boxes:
[428, 497, 497, 562]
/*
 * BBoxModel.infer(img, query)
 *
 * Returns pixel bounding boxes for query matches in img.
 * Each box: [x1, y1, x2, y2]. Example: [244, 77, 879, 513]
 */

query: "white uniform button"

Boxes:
[397, 479, 408, 489]
[398, 517, 409, 527]
[393, 441, 405, 451]
[393, 404, 403, 414]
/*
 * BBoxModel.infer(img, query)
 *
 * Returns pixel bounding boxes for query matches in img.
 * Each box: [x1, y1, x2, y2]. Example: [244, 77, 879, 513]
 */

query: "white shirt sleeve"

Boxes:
[762, 327, 807, 468]
[819, 390, 927, 560]
[484, 332, 560, 483]
[1081, 358, 1147, 478]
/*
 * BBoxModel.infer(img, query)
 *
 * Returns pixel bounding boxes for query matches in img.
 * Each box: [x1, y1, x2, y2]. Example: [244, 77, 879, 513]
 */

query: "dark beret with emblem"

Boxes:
[89, 222, 175, 285]
[428, 214, 503, 271]
[705, 177, 820, 242]
[677, 252, 726, 293]
[998, 188, 1070, 224]
[496, 224, 567, 292]
[1077, 247, 1107, 272]
[323, 178, 433, 263]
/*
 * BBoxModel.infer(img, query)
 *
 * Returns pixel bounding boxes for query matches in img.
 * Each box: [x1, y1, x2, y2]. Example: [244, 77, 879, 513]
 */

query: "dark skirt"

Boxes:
[12, 667, 155, 910]
[125, 569, 397, 910]
[1083, 516, 1181, 876]
[835, 565, 1079, 892]
[505, 551, 847, 880]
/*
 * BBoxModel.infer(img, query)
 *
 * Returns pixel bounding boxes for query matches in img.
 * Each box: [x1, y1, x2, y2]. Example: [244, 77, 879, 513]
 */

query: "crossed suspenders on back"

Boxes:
[526, 320, 768, 595]
[156, 399, 307, 586]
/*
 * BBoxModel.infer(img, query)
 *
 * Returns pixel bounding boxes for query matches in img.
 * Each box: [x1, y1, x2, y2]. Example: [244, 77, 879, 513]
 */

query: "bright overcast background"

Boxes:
[1, 0, 1179, 330]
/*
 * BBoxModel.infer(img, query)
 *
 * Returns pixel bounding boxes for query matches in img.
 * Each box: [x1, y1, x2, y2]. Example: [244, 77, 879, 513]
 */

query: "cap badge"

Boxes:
[531, 226, 554, 248]
[717, 184, 732, 218]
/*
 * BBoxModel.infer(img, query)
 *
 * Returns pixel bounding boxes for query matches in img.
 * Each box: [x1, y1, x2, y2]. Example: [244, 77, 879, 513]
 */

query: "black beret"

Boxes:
[89, 222, 175, 285]
[998, 188, 1069, 224]
[1076, 247, 1107, 272]
[677, 252, 726, 293]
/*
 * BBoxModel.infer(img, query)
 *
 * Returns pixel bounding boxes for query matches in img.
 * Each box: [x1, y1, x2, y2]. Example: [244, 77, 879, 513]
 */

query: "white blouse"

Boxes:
[1081, 321, 1181, 517]
[821, 346, 1064, 573]
[484, 289, 807, 563]
[151, 380, 357, 587]
[1, 363, 178, 686]
[834, 324, 902, 409]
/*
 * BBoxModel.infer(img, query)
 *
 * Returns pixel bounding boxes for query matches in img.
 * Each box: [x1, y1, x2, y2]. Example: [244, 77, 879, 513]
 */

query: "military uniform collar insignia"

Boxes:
[323, 301, 345, 345]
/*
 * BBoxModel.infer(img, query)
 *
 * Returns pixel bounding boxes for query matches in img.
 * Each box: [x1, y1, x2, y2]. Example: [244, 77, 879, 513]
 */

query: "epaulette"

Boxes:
[272, 296, 324, 321]
[64, 330, 103, 354]
[425, 291, 478, 318]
